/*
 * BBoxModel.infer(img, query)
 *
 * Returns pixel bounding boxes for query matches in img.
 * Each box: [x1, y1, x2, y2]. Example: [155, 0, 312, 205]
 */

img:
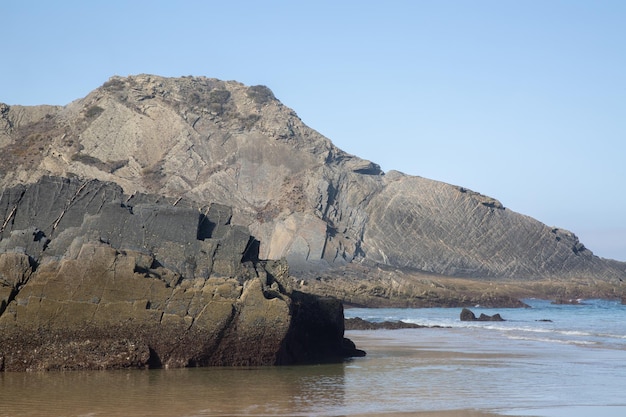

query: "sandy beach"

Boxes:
[345, 330, 522, 417]
[3, 301, 626, 417]
[346, 328, 626, 417]
[344, 301, 626, 417]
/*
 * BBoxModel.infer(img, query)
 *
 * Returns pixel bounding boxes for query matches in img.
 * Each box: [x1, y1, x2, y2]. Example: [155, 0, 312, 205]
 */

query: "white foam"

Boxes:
[506, 335, 598, 345]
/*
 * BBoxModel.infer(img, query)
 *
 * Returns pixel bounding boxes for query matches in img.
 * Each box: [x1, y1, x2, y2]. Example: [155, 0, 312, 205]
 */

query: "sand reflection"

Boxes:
[0, 364, 346, 416]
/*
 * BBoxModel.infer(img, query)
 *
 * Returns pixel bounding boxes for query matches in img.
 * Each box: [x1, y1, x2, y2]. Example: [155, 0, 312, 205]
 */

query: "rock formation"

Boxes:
[1, 74, 625, 313]
[344, 317, 427, 330]
[460, 308, 505, 322]
[0, 177, 361, 371]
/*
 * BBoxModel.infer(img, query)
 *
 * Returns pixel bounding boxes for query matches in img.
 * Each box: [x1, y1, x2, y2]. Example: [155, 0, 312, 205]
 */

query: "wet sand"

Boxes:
[350, 411, 510, 417]
[346, 329, 626, 417]
[2, 328, 625, 417]
[346, 330, 522, 417]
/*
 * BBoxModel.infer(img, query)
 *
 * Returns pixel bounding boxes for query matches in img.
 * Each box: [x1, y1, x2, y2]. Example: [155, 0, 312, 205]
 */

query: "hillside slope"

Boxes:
[1, 74, 625, 287]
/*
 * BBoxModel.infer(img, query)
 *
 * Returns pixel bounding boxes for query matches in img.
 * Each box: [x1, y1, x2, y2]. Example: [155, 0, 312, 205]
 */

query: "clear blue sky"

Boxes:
[2, 1, 625, 261]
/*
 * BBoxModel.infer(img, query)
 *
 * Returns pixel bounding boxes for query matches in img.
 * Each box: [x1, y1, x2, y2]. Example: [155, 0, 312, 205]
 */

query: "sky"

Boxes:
[2, 1, 625, 261]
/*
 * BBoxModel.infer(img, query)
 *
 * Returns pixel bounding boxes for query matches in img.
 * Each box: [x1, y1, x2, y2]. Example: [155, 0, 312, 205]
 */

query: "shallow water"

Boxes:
[0, 365, 351, 417]
[345, 299, 626, 416]
[1, 299, 625, 417]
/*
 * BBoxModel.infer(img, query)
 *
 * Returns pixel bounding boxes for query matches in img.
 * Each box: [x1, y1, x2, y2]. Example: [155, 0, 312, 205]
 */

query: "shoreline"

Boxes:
[349, 411, 512, 417]
[345, 321, 626, 417]
[302, 266, 626, 309]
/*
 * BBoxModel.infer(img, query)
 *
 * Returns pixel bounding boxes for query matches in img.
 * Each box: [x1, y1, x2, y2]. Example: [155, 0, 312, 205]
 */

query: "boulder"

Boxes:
[460, 308, 505, 322]
[0, 177, 361, 371]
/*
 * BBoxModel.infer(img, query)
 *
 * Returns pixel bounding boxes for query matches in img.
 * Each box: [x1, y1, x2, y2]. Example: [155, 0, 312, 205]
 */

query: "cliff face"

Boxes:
[0, 76, 380, 272]
[2, 75, 626, 370]
[0, 177, 361, 371]
[1, 74, 624, 284]
[362, 174, 624, 280]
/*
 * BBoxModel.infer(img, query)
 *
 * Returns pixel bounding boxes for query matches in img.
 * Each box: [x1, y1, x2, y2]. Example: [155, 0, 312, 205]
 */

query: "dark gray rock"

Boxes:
[460, 308, 477, 321]
[0, 176, 252, 281]
[460, 308, 505, 321]
[1, 74, 625, 306]
[344, 317, 426, 330]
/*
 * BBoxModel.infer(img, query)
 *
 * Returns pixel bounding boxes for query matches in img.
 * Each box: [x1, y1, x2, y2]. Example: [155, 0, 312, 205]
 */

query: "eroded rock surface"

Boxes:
[0, 177, 358, 371]
[1, 74, 624, 285]
[460, 308, 505, 322]
[1, 74, 625, 347]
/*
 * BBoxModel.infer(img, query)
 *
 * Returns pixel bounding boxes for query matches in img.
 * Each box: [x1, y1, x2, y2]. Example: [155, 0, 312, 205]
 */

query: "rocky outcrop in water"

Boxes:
[0, 177, 360, 371]
[344, 317, 427, 330]
[460, 308, 505, 322]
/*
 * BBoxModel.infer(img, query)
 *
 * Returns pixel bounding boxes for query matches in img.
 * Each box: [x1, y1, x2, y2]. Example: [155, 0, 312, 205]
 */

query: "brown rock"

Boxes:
[0, 177, 361, 371]
[0, 243, 360, 371]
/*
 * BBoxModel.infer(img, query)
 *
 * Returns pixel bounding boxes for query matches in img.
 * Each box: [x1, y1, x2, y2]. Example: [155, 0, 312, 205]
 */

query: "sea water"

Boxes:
[1, 299, 625, 417]
[346, 298, 626, 350]
[344, 298, 626, 416]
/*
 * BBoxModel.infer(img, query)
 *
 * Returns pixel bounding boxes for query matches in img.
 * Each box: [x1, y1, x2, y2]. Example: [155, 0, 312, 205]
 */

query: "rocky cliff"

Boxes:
[1, 74, 625, 310]
[0, 176, 362, 371]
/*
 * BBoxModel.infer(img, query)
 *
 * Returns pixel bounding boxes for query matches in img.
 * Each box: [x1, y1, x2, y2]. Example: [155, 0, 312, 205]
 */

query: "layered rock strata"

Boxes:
[1, 74, 625, 324]
[1, 74, 624, 285]
[0, 177, 361, 371]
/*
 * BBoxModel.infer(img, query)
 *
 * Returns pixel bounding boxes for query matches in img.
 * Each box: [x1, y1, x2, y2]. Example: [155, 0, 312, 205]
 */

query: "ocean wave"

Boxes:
[502, 327, 626, 342]
[345, 304, 626, 352]
[398, 318, 626, 341]
[505, 335, 598, 345]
